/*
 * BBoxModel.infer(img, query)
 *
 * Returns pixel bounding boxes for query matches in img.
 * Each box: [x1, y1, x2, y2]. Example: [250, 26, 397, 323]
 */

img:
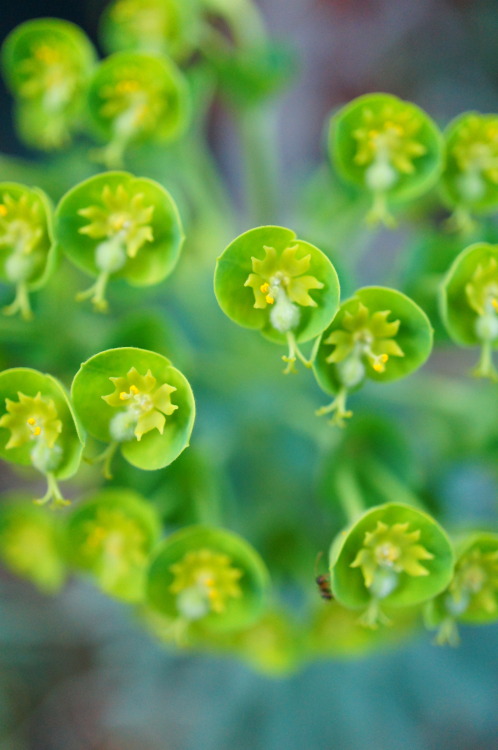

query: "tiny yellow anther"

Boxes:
[372, 362, 384, 373]
[380, 354, 389, 363]
[130, 385, 139, 395]
[27, 417, 36, 425]
[0, 205, 7, 217]
[492, 299, 498, 312]
[33, 426, 41, 436]
[119, 391, 129, 400]
[265, 295, 275, 305]
[260, 282, 270, 294]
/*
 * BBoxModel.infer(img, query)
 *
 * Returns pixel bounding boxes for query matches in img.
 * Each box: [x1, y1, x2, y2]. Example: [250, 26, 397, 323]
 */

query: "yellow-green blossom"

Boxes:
[0, 193, 44, 255]
[325, 302, 404, 374]
[449, 547, 498, 615]
[169, 548, 243, 619]
[351, 520, 434, 589]
[81, 506, 148, 593]
[353, 103, 427, 176]
[78, 183, 154, 259]
[102, 366, 177, 441]
[451, 115, 498, 187]
[244, 244, 324, 310]
[109, 0, 173, 48]
[465, 257, 498, 318]
[0, 391, 62, 450]
[17, 40, 81, 106]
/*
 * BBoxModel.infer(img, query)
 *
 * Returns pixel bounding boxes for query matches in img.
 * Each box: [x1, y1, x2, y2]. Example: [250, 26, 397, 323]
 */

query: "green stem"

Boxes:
[237, 104, 279, 225]
[315, 387, 353, 428]
[333, 462, 366, 525]
[361, 456, 424, 510]
[282, 332, 313, 374]
[34, 472, 69, 509]
[87, 441, 119, 480]
[76, 271, 110, 312]
[3, 282, 33, 321]
[473, 340, 498, 382]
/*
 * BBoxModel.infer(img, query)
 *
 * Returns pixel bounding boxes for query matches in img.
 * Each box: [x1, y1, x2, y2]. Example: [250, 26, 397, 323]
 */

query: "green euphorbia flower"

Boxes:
[425, 534, 498, 646]
[102, 366, 178, 441]
[329, 93, 443, 226]
[100, 0, 201, 61]
[442, 113, 498, 232]
[441, 242, 498, 381]
[66, 488, 160, 602]
[55, 171, 184, 311]
[147, 525, 269, 637]
[71, 347, 195, 473]
[214, 226, 340, 373]
[1, 19, 96, 150]
[86, 51, 189, 167]
[314, 287, 433, 426]
[0, 183, 55, 320]
[329, 503, 454, 628]
[0, 495, 65, 592]
[0, 369, 84, 508]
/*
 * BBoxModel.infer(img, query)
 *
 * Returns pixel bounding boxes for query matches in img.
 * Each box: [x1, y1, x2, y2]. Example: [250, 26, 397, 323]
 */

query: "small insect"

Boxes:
[315, 551, 333, 601]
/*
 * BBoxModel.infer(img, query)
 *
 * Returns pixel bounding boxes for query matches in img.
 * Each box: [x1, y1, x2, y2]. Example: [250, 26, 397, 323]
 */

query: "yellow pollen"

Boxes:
[27, 418, 36, 425]
[33, 426, 41, 437]
[380, 354, 389, 363]
[111, 217, 126, 231]
[265, 295, 275, 305]
[372, 362, 384, 373]
[0, 205, 7, 216]
[260, 283, 270, 294]
[119, 391, 129, 400]
[129, 385, 139, 395]
[115, 79, 140, 94]
[492, 299, 498, 311]
[35, 45, 60, 64]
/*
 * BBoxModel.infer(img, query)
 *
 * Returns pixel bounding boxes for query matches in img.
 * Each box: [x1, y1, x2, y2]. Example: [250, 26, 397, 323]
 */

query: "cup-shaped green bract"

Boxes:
[65, 488, 161, 602]
[329, 93, 443, 226]
[0, 182, 55, 320]
[214, 226, 340, 344]
[330, 503, 454, 627]
[0, 494, 66, 592]
[314, 287, 433, 425]
[0, 368, 83, 488]
[71, 347, 195, 471]
[54, 171, 184, 312]
[1, 18, 96, 150]
[87, 51, 189, 167]
[441, 243, 498, 380]
[100, 0, 201, 61]
[425, 533, 498, 646]
[441, 113, 498, 230]
[147, 525, 269, 632]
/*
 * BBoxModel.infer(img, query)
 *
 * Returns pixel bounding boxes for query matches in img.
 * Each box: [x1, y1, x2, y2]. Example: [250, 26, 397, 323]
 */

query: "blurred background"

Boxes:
[1, 1, 498, 749]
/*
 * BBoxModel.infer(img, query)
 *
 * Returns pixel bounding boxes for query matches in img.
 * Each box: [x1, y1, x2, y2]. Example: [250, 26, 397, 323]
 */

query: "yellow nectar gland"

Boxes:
[372, 354, 389, 373]
[115, 79, 141, 95]
[119, 384, 140, 401]
[34, 45, 60, 65]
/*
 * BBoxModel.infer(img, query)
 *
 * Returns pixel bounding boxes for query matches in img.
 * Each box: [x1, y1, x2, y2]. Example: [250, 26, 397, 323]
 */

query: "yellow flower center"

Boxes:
[169, 548, 243, 620]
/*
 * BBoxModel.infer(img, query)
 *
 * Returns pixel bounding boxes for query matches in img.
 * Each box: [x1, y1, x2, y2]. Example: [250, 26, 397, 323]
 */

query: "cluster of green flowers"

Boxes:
[0, 172, 183, 318]
[215, 225, 434, 424]
[0, 8, 497, 674]
[329, 92, 498, 231]
[0, 347, 194, 506]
